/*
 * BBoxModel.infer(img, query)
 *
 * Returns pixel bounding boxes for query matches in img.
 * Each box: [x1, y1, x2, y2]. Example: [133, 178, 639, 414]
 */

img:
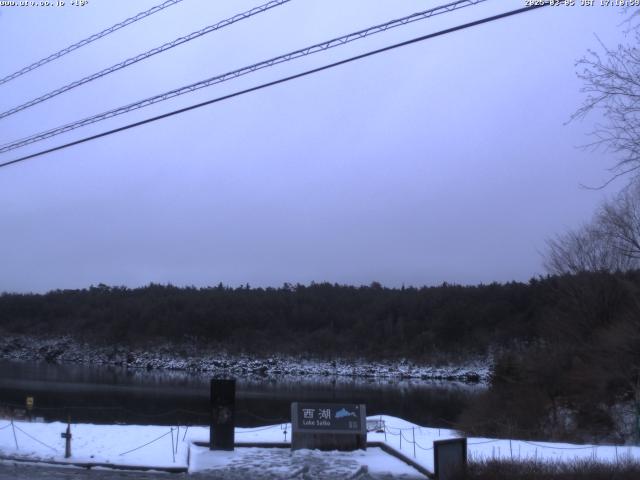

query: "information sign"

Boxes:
[291, 402, 366, 451]
[292, 403, 365, 434]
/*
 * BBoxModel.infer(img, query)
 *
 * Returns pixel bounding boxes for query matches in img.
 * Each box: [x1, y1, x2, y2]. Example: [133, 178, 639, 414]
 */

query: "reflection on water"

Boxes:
[0, 360, 482, 427]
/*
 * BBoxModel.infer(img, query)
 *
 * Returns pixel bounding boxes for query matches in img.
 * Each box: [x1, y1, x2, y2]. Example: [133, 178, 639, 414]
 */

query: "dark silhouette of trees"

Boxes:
[0, 281, 534, 358]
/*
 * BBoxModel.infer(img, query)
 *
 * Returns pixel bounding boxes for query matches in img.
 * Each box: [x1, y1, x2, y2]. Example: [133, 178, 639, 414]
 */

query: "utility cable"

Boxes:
[0, 0, 487, 153]
[0, 0, 291, 120]
[0, 0, 185, 86]
[0, 3, 550, 170]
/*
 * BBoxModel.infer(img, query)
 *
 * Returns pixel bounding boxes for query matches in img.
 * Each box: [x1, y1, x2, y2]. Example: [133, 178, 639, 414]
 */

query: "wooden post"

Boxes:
[171, 428, 175, 463]
[412, 427, 416, 458]
[64, 417, 71, 458]
[11, 419, 19, 450]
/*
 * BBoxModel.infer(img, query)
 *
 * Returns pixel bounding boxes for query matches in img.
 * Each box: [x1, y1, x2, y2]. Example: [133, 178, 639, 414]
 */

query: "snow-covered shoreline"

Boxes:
[0, 335, 491, 383]
[0, 416, 638, 477]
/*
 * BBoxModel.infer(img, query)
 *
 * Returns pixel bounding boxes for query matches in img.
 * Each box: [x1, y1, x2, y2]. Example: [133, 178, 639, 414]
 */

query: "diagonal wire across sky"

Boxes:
[0, 2, 551, 169]
[0, 0, 186, 86]
[0, 0, 488, 155]
[0, 0, 292, 121]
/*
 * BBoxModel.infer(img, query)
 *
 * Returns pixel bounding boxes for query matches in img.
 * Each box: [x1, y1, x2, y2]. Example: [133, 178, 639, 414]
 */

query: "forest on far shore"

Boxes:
[1, 274, 639, 442]
[0, 273, 638, 363]
[2, 279, 540, 358]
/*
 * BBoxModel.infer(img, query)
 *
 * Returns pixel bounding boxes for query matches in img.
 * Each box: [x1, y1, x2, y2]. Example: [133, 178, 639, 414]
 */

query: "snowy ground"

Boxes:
[189, 446, 421, 478]
[1, 415, 638, 478]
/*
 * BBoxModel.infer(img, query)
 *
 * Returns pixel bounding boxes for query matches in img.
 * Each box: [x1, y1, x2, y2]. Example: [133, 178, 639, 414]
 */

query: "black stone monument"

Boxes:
[210, 378, 235, 450]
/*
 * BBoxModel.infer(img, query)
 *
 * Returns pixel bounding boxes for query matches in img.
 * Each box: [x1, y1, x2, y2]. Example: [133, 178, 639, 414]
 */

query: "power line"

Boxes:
[0, 2, 550, 170]
[0, 0, 185, 87]
[0, 0, 291, 121]
[0, 0, 487, 154]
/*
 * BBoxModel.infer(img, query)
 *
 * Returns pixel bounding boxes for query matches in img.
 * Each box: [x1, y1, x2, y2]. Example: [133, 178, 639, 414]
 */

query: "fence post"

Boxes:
[10, 418, 18, 450]
[64, 416, 71, 458]
[170, 428, 175, 463]
[412, 427, 416, 458]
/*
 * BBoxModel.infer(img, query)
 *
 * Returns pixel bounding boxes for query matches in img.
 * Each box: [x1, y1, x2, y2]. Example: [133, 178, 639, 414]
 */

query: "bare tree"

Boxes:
[545, 183, 640, 275]
[544, 222, 633, 275]
[597, 181, 640, 259]
[573, 15, 640, 183]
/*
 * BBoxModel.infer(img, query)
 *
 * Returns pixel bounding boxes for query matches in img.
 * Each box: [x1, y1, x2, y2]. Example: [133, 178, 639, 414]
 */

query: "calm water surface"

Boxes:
[0, 360, 482, 428]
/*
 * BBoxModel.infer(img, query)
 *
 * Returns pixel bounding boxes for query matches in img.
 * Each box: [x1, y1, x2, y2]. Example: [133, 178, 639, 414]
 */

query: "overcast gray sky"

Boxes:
[0, 0, 633, 293]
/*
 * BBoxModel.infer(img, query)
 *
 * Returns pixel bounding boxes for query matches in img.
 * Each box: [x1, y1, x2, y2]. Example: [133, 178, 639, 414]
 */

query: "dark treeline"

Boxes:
[0, 280, 537, 358]
[1, 273, 640, 442]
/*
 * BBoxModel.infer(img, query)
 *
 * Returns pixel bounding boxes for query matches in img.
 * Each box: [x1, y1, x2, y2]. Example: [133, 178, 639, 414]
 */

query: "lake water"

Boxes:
[0, 360, 482, 428]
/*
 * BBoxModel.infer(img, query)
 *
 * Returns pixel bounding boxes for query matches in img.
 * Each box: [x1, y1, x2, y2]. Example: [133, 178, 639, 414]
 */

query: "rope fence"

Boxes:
[521, 440, 603, 451]
[385, 425, 433, 456]
[1, 400, 631, 443]
[11, 422, 57, 452]
[432, 415, 633, 440]
[119, 429, 173, 456]
[379, 423, 639, 461]
[387, 417, 638, 450]
[2, 403, 637, 464]
[1, 416, 189, 462]
[468, 439, 501, 445]
[415, 443, 433, 451]
[235, 424, 283, 434]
